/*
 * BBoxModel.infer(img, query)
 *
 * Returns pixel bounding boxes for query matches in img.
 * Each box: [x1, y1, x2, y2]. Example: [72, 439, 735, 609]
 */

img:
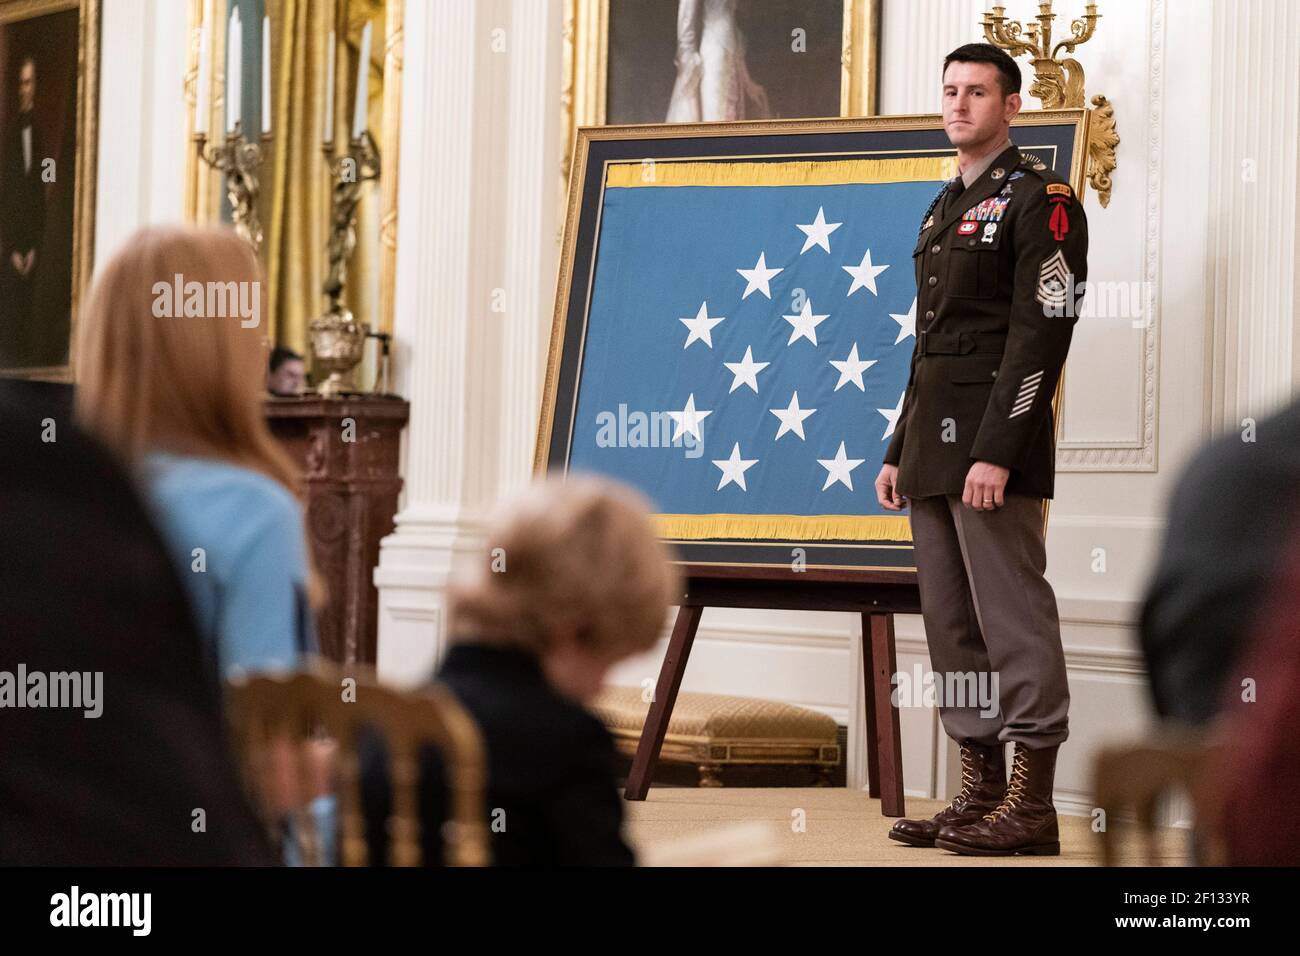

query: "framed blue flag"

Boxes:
[537, 111, 1091, 575]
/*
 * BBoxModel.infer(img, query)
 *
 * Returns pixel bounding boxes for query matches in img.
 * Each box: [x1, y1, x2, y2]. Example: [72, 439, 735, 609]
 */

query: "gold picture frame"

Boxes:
[537, 109, 1091, 566]
[0, 0, 99, 382]
[561, 0, 881, 190]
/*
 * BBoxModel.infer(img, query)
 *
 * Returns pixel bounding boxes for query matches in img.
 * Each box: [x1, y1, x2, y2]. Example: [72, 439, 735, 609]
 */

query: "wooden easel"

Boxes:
[623, 566, 921, 816]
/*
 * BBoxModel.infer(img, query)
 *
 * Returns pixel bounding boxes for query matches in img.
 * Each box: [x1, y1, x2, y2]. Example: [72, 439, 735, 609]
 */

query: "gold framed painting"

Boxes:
[0, 0, 99, 381]
[562, 0, 880, 186]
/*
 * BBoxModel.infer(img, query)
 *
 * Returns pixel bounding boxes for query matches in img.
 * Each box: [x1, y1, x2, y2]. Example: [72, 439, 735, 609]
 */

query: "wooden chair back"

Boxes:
[1092, 726, 1229, 866]
[225, 661, 490, 866]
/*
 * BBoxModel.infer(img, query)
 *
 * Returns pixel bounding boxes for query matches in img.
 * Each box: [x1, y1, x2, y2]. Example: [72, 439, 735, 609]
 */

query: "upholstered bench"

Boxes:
[591, 686, 841, 787]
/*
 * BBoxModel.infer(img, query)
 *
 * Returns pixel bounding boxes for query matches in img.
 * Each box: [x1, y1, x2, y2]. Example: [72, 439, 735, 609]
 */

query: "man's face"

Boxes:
[18, 62, 35, 112]
[268, 358, 306, 397]
[941, 61, 1019, 149]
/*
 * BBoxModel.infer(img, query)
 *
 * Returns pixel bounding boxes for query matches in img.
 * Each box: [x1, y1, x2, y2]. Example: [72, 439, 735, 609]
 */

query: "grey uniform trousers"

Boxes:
[906, 493, 1069, 748]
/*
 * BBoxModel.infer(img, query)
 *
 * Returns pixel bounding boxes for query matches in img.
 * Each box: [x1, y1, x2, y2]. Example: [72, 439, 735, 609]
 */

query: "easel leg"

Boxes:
[862, 611, 905, 817]
[624, 604, 703, 801]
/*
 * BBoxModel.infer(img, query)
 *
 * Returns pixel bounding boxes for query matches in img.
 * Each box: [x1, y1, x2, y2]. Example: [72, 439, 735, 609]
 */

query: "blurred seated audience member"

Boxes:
[268, 346, 307, 397]
[75, 225, 319, 678]
[0, 382, 274, 865]
[362, 475, 679, 866]
[1138, 397, 1300, 724]
[74, 225, 331, 863]
[1200, 518, 1300, 865]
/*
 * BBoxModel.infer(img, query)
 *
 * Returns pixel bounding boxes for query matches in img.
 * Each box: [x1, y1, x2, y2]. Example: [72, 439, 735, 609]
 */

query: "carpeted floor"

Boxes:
[623, 787, 1191, 866]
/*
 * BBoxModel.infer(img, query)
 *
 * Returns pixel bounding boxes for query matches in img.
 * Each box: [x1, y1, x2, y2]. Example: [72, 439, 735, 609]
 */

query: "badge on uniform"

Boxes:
[962, 196, 1010, 223]
[1009, 171, 1025, 181]
[957, 221, 978, 236]
[1046, 183, 1073, 241]
[981, 223, 998, 243]
[990, 167, 1005, 180]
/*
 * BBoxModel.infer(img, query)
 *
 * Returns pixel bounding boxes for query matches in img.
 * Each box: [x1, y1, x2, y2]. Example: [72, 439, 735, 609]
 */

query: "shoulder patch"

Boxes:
[1046, 183, 1073, 199]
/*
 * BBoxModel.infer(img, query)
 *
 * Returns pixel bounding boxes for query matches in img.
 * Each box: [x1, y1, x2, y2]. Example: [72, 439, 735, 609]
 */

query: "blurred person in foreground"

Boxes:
[1202, 515, 1300, 865]
[76, 225, 318, 676]
[1139, 398, 1300, 725]
[0, 381, 273, 865]
[74, 224, 331, 863]
[362, 475, 679, 865]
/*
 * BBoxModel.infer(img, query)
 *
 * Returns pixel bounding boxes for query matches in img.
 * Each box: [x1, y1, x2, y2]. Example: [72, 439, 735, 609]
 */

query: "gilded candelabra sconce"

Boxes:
[982, 2, 1119, 207]
[194, 124, 267, 252]
[310, 128, 382, 397]
[191, 7, 272, 250]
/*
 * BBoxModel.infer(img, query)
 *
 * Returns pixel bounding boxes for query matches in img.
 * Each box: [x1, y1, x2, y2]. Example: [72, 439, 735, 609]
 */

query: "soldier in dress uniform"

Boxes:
[874, 43, 1089, 856]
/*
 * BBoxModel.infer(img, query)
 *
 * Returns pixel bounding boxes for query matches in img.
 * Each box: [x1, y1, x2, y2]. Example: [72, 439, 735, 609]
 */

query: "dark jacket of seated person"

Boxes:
[361, 641, 635, 866]
[0, 384, 274, 865]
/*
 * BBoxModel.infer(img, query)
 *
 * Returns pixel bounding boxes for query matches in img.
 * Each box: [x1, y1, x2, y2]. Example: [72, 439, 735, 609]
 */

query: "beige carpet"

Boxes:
[623, 787, 1191, 866]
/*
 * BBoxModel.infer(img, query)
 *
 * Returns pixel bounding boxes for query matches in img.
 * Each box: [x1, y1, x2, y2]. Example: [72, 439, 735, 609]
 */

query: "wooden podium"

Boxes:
[266, 394, 409, 664]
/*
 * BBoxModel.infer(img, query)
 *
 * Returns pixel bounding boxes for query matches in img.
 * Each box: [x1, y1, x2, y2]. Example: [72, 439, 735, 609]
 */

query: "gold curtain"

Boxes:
[262, 0, 384, 358]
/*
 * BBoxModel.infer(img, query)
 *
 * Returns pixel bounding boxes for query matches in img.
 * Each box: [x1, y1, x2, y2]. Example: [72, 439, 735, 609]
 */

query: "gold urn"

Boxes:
[309, 307, 369, 397]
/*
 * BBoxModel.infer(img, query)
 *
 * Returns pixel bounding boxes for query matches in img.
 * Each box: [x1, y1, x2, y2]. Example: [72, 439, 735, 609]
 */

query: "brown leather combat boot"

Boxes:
[934, 742, 1061, 856]
[888, 739, 1006, 847]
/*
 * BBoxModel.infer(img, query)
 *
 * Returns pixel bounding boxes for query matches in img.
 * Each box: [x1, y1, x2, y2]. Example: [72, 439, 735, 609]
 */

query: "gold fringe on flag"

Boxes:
[605, 156, 958, 189]
[653, 513, 913, 542]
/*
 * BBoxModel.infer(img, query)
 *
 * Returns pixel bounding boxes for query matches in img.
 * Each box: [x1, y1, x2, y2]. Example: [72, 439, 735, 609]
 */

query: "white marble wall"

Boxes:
[95, 0, 190, 266]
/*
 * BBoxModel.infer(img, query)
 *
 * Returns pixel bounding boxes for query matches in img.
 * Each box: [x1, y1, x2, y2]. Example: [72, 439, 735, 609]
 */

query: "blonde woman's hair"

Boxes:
[75, 224, 296, 491]
[448, 475, 680, 659]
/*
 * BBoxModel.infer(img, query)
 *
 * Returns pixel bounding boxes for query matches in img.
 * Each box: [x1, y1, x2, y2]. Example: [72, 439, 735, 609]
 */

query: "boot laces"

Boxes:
[949, 743, 978, 807]
[983, 745, 1029, 822]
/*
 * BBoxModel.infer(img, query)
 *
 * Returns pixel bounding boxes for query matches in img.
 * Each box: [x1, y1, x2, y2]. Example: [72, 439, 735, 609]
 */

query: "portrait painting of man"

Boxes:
[0, 3, 85, 374]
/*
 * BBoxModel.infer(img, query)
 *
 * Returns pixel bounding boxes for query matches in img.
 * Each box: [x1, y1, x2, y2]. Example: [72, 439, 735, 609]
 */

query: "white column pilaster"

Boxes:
[1204, 0, 1300, 431]
[376, 0, 564, 685]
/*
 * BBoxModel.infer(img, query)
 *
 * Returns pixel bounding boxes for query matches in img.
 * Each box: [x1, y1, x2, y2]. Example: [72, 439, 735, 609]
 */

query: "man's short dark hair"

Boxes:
[269, 346, 303, 373]
[943, 43, 1021, 98]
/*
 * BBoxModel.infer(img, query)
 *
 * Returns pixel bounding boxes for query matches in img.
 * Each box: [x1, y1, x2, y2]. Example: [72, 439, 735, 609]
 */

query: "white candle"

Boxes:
[194, 14, 211, 135]
[323, 30, 335, 146]
[261, 16, 271, 134]
[226, 7, 242, 133]
[351, 21, 371, 141]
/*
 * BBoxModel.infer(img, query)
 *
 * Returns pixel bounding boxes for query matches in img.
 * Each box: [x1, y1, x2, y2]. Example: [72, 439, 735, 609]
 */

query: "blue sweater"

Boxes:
[140, 452, 317, 677]
[141, 452, 332, 865]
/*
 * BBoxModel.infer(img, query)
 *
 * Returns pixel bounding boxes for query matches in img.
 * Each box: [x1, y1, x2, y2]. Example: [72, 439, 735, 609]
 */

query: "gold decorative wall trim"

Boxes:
[377, 0, 401, 335]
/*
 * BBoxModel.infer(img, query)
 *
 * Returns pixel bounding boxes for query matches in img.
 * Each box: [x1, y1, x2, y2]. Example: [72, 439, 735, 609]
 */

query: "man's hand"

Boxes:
[963, 461, 1011, 511]
[875, 464, 907, 511]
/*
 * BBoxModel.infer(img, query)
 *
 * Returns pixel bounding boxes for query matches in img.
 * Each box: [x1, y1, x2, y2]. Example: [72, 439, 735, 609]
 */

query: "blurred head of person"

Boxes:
[267, 346, 306, 397]
[447, 475, 680, 704]
[75, 224, 297, 492]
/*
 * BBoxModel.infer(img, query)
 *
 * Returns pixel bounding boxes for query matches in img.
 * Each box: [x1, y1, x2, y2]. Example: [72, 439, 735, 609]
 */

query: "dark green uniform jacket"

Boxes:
[883, 143, 1089, 500]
